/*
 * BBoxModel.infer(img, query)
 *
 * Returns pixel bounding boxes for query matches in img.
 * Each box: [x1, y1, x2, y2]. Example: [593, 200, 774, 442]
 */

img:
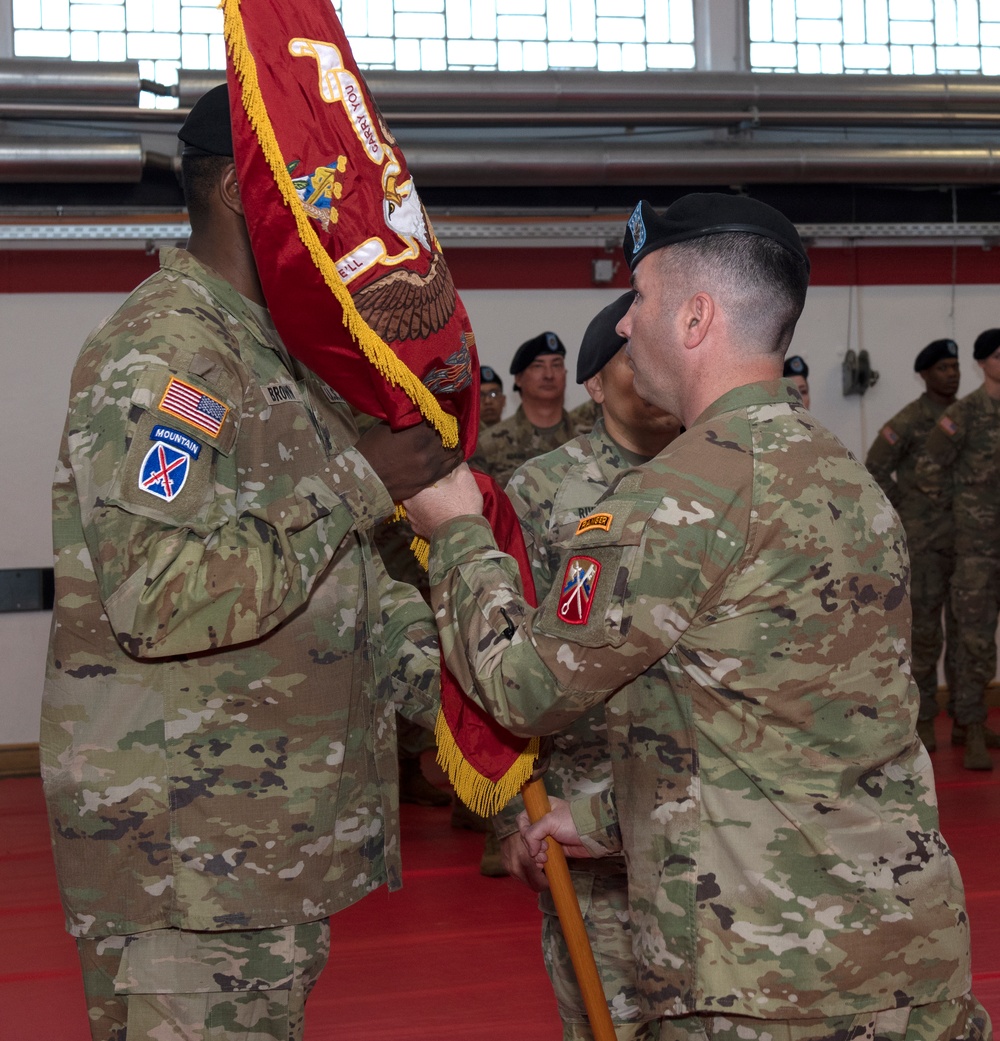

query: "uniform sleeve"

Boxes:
[915, 407, 963, 508]
[864, 414, 907, 508]
[74, 361, 395, 659]
[428, 470, 737, 737]
[569, 786, 621, 855]
[377, 560, 442, 733]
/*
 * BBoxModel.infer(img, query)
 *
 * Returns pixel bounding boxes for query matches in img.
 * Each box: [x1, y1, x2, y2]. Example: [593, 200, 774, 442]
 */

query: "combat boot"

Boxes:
[962, 723, 994, 771]
[479, 832, 509, 878]
[951, 722, 1000, 748]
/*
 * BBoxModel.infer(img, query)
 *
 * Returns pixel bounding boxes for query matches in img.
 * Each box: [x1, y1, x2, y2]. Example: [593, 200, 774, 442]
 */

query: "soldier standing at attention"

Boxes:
[405, 194, 988, 1040]
[39, 85, 459, 1041]
[918, 328, 1000, 771]
[865, 338, 961, 753]
[497, 290, 681, 1040]
[471, 331, 584, 487]
[478, 364, 507, 428]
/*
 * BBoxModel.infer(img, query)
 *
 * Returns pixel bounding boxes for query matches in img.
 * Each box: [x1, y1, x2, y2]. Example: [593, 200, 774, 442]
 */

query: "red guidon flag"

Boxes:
[222, 0, 537, 815]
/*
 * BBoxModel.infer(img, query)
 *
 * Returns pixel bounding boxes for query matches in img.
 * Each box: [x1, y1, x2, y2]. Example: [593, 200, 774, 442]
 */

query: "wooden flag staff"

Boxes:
[522, 778, 618, 1041]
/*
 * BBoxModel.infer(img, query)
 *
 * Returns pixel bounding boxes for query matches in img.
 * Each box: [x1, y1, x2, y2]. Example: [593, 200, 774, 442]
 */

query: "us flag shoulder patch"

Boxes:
[939, 415, 958, 436]
[557, 556, 601, 626]
[159, 377, 229, 437]
[880, 425, 899, 445]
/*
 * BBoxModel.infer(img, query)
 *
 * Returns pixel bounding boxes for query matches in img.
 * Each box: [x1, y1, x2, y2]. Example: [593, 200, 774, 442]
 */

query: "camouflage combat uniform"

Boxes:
[430, 381, 982, 1033]
[865, 394, 957, 723]
[41, 248, 440, 1040]
[567, 398, 602, 437]
[470, 405, 584, 488]
[917, 384, 1000, 728]
[497, 417, 654, 1040]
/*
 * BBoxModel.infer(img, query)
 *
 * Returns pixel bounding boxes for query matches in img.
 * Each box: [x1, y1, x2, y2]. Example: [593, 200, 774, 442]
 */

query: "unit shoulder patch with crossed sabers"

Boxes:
[138, 425, 202, 503]
[557, 555, 601, 625]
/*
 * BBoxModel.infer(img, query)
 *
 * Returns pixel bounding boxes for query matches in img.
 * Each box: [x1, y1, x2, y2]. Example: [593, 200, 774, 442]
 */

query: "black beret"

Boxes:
[510, 331, 566, 376]
[178, 82, 233, 157]
[623, 194, 809, 273]
[577, 292, 633, 384]
[973, 328, 1000, 361]
[783, 355, 809, 379]
[479, 365, 503, 391]
[914, 338, 958, 372]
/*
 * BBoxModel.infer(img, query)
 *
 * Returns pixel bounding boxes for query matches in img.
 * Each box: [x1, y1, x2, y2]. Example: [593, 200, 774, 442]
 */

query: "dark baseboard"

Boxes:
[0, 743, 41, 778]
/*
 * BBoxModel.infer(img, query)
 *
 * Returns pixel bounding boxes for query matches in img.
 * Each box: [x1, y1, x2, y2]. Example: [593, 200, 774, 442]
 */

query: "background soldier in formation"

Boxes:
[470, 331, 587, 487]
[478, 364, 506, 429]
[405, 193, 988, 1040]
[40, 86, 458, 1041]
[865, 337, 961, 752]
[783, 353, 810, 407]
[918, 328, 1000, 771]
[496, 291, 681, 1040]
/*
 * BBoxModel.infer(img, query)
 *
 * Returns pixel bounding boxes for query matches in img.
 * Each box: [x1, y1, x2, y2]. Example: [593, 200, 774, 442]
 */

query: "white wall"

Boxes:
[2, 279, 995, 744]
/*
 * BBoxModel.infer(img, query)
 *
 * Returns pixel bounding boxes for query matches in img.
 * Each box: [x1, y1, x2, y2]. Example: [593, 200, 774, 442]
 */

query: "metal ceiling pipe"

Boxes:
[0, 136, 144, 182]
[175, 69, 226, 109]
[400, 140, 1000, 186]
[0, 59, 141, 106]
[362, 69, 1000, 120]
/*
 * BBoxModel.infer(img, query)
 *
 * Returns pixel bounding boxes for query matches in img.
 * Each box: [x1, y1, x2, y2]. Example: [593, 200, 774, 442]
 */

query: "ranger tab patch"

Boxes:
[576, 512, 613, 535]
[558, 556, 601, 625]
[159, 377, 229, 437]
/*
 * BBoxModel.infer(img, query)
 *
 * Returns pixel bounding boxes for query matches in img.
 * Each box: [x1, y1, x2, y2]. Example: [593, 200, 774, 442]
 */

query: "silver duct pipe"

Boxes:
[175, 70, 226, 109]
[0, 136, 144, 182]
[401, 140, 1000, 186]
[4, 64, 1000, 127]
[0, 59, 141, 106]
[362, 70, 1000, 122]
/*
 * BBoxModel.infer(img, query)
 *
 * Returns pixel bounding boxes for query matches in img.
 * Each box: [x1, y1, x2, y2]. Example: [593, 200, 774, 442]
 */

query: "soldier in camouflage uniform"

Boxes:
[865, 338, 961, 753]
[470, 331, 586, 487]
[917, 328, 1000, 771]
[496, 290, 681, 1040]
[479, 364, 507, 429]
[405, 195, 989, 1040]
[40, 86, 458, 1041]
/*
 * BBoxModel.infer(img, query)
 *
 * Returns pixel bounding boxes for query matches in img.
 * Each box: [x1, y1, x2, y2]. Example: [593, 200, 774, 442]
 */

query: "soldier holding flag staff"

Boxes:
[405, 193, 988, 1041]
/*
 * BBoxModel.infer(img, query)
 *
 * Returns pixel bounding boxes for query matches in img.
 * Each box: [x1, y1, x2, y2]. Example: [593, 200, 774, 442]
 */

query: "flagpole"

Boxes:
[521, 778, 619, 1041]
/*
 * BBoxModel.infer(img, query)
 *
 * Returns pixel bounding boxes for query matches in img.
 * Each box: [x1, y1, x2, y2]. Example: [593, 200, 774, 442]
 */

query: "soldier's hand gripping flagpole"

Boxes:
[522, 777, 619, 1041]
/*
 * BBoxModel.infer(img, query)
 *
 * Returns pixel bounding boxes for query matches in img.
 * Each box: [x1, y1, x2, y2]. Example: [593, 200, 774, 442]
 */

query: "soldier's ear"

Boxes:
[583, 374, 605, 405]
[219, 163, 244, 217]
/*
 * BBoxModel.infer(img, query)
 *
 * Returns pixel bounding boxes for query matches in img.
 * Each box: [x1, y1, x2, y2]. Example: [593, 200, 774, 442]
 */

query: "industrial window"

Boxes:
[749, 0, 1000, 74]
[10, 0, 697, 106]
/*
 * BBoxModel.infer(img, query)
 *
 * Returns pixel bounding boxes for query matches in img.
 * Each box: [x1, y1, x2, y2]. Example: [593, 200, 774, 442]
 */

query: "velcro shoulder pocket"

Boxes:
[534, 499, 651, 649]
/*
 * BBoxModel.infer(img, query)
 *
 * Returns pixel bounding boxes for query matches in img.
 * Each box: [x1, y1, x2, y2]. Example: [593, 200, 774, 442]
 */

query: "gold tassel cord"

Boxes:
[434, 709, 540, 818]
[222, 0, 459, 449]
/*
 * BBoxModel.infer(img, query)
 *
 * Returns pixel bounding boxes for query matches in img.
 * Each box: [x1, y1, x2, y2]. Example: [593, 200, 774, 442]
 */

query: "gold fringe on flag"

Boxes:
[434, 711, 539, 818]
[222, 0, 459, 449]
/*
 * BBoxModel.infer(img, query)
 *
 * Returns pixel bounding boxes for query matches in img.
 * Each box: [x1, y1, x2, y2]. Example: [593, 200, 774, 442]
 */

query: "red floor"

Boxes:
[2, 710, 997, 1041]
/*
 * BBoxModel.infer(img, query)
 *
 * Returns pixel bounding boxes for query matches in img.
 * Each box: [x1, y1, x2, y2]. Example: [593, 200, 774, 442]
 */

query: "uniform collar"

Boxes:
[690, 379, 799, 428]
